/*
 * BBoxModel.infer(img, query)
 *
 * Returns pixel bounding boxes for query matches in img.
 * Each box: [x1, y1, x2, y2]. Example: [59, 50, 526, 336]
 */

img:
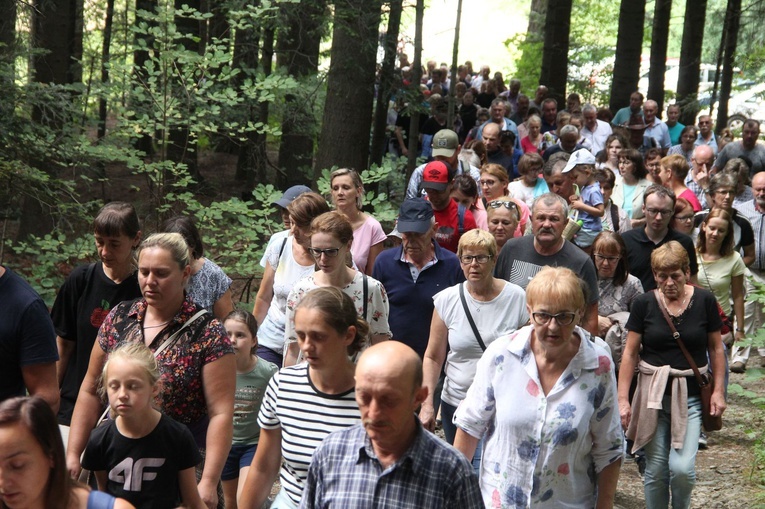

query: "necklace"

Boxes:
[143, 320, 171, 329]
[659, 288, 689, 317]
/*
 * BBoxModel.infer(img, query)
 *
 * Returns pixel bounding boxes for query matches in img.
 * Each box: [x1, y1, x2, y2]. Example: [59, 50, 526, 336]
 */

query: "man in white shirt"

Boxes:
[694, 114, 718, 155]
[642, 100, 671, 154]
[581, 104, 613, 155]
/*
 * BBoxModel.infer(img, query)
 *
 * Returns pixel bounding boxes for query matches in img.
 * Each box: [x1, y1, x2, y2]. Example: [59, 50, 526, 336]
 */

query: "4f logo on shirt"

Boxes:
[109, 458, 165, 491]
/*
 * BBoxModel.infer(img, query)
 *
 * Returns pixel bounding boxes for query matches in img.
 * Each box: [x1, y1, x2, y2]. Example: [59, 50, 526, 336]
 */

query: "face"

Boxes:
[654, 266, 689, 300]
[480, 173, 506, 201]
[600, 183, 613, 203]
[703, 217, 729, 248]
[522, 164, 541, 185]
[535, 86, 547, 102]
[742, 124, 761, 149]
[567, 97, 579, 112]
[643, 102, 657, 123]
[355, 367, 425, 449]
[618, 157, 635, 179]
[668, 106, 680, 123]
[309, 231, 347, 274]
[698, 116, 712, 136]
[451, 189, 475, 209]
[753, 174, 765, 208]
[671, 206, 695, 234]
[527, 301, 580, 352]
[490, 104, 506, 122]
[425, 186, 453, 211]
[459, 247, 494, 282]
[483, 128, 500, 151]
[401, 228, 434, 259]
[528, 120, 541, 137]
[290, 220, 311, 247]
[331, 175, 360, 210]
[560, 133, 578, 152]
[569, 118, 582, 131]
[138, 247, 190, 308]
[692, 150, 714, 176]
[95, 232, 138, 269]
[517, 96, 529, 114]
[681, 130, 696, 149]
[645, 156, 662, 181]
[570, 168, 590, 188]
[658, 164, 672, 185]
[462, 93, 473, 106]
[607, 140, 622, 160]
[593, 247, 621, 279]
[711, 186, 735, 210]
[532, 202, 566, 247]
[294, 307, 353, 369]
[583, 110, 597, 130]
[643, 193, 674, 234]
[281, 209, 291, 230]
[105, 357, 157, 418]
[629, 93, 643, 110]
[510, 81, 520, 94]
[0, 423, 53, 509]
[224, 319, 256, 359]
[546, 172, 574, 199]
[543, 102, 557, 123]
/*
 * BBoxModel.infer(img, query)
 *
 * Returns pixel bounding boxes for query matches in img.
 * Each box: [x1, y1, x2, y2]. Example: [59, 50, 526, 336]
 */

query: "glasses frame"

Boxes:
[593, 253, 621, 263]
[308, 247, 341, 258]
[459, 254, 493, 265]
[531, 311, 578, 326]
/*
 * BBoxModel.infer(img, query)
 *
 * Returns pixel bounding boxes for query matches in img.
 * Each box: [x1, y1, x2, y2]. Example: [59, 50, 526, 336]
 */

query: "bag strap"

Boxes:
[459, 283, 487, 351]
[362, 274, 368, 321]
[652, 290, 709, 388]
[153, 309, 208, 358]
[610, 203, 620, 231]
[457, 203, 466, 234]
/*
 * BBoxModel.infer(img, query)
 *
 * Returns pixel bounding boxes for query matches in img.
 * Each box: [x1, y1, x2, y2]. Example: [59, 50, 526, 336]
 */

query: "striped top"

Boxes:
[258, 364, 360, 505]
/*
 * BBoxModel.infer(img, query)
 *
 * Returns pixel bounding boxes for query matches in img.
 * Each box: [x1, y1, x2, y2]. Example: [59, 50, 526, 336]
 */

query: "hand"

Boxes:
[598, 315, 613, 338]
[618, 399, 631, 431]
[401, 147, 409, 157]
[198, 479, 218, 509]
[696, 165, 710, 187]
[710, 391, 727, 417]
[66, 453, 82, 480]
[418, 402, 436, 433]
[735, 330, 746, 343]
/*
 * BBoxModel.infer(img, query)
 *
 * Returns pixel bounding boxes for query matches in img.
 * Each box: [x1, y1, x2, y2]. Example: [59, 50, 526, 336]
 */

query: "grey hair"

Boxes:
[532, 192, 569, 218]
[582, 104, 597, 115]
[709, 172, 738, 195]
[559, 124, 579, 137]
[490, 97, 508, 109]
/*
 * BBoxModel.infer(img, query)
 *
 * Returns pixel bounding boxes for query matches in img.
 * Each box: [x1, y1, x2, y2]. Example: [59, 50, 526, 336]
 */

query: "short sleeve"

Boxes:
[581, 257, 600, 304]
[81, 424, 110, 471]
[257, 372, 282, 430]
[704, 292, 723, 331]
[366, 279, 391, 337]
[739, 219, 755, 249]
[50, 264, 90, 340]
[199, 318, 233, 364]
[732, 253, 746, 277]
[625, 294, 648, 334]
[18, 299, 57, 367]
[174, 420, 203, 469]
[588, 360, 625, 473]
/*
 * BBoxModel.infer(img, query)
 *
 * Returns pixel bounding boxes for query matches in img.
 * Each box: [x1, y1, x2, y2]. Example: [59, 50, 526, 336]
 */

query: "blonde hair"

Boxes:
[526, 266, 586, 312]
[457, 229, 498, 259]
[137, 232, 190, 270]
[98, 342, 161, 404]
[651, 240, 690, 273]
[480, 163, 510, 186]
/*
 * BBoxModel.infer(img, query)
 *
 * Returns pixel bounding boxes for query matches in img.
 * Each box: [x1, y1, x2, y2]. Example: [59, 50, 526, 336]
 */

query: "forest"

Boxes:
[2, 0, 765, 302]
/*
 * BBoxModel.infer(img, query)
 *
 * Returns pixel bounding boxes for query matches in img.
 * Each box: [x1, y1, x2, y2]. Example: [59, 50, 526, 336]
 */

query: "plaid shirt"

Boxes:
[684, 172, 709, 209]
[300, 421, 483, 509]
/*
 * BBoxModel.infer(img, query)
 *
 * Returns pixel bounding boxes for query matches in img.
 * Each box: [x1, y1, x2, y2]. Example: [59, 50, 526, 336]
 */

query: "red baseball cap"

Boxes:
[421, 161, 454, 192]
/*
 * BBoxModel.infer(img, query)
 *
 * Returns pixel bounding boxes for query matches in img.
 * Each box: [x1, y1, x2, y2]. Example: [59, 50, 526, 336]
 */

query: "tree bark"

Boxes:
[716, 0, 742, 132]
[647, 0, 672, 114]
[233, 3, 261, 190]
[97, 0, 115, 143]
[0, 0, 16, 119]
[133, 0, 158, 155]
[405, 0, 424, 179]
[609, 0, 646, 114]
[370, 0, 404, 168]
[275, 0, 327, 188]
[676, 0, 708, 125]
[539, 0, 572, 105]
[314, 0, 383, 178]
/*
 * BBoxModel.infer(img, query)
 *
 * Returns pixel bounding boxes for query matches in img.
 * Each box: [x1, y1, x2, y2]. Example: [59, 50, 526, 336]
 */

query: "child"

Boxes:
[594, 168, 630, 234]
[451, 174, 488, 230]
[562, 149, 604, 252]
[222, 310, 278, 509]
[508, 152, 549, 207]
[82, 342, 204, 509]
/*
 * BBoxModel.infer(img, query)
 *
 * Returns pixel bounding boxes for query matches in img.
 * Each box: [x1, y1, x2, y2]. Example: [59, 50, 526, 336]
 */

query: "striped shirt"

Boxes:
[300, 422, 483, 509]
[258, 364, 360, 505]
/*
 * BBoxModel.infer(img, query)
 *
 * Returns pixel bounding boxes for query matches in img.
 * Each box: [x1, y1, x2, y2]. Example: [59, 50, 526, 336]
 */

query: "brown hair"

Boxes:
[651, 240, 690, 274]
[94, 201, 140, 239]
[517, 152, 544, 176]
[287, 192, 331, 229]
[618, 148, 648, 180]
[310, 211, 354, 246]
[661, 154, 691, 181]
[591, 231, 630, 286]
[697, 208, 736, 257]
[295, 287, 370, 356]
[330, 168, 364, 210]
[480, 163, 510, 186]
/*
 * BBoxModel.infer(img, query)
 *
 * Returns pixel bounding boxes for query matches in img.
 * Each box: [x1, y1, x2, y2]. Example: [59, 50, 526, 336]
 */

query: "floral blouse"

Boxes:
[454, 325, 623, 509]
[97, 297, 233, 429]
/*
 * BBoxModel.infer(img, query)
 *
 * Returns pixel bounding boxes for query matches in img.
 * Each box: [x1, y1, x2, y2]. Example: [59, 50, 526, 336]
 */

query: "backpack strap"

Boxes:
[610, 203, 620, 231]
[362, 274, 369, 321]
[457, 203, 466, 235]
[277, 236, 288, 259]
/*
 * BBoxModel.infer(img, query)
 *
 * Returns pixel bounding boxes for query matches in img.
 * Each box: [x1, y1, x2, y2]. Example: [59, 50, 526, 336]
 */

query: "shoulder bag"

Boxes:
[653, 290, 723, 431]
[459, 283, 487, 351]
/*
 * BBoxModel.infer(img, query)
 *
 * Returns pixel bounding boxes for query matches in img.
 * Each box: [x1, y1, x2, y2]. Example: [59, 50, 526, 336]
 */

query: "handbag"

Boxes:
[78, 309, 208, 483]
[654, 290, 723, 431]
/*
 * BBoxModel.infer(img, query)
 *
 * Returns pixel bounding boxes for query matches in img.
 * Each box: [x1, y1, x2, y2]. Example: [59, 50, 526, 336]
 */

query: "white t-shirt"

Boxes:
[508, 180, 536, 208]
[433, 281, 528, 406]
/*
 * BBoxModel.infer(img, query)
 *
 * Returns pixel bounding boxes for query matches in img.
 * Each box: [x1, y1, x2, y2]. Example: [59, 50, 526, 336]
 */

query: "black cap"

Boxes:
[397, 198, 434, 234]
[273, 185, 312, 209]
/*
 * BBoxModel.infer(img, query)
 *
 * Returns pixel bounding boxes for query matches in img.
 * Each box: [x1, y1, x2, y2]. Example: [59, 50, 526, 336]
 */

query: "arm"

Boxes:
[708, 329, 727, 417]
[595, 460, 621, 509]
[570, 197, 605, 218]
[395, 126, 408, 156]
[365, 242, 384, 276]
[253, 262, 275, 325]
[238, 427, 282, 509]
[199, 354, 236, 509]
[453, 428, 480, 462]
[66, 342, 108, 477]
[742, 243, 756, 267]
[212, 290, 235, 321]
[617, 331, 642, 430]
[418, 311, 449, 432]
[370, 333, 388, 345]
[584, 301, 599, 337]
[179, 466, 207, 509]
[732, 274, 746, 343]
[94, 471, 107, 492]
[22, 363, 59, 414]
[56, 336, 74, 386]
[283, 341, 300, 367]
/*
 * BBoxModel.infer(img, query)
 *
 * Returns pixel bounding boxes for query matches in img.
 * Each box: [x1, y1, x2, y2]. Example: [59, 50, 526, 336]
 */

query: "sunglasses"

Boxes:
[488, 200, 518, 210]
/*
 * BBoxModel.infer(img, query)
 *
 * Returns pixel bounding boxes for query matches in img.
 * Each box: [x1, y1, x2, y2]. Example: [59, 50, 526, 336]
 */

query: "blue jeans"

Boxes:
[441, 401, 482, 474]
[643, 395, 702, 509]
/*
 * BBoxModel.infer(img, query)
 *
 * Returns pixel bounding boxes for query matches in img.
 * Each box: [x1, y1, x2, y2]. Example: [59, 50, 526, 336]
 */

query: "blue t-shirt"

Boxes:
[579, 182, 604, 232]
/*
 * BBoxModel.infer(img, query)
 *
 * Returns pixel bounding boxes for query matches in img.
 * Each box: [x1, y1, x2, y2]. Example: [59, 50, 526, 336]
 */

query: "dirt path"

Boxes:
[615, 369, 765, 509]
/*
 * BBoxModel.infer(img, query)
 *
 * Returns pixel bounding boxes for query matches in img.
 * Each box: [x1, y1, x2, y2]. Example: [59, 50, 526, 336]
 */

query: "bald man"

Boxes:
[686, 144, 715, 208]
[300, 342, 483, 509]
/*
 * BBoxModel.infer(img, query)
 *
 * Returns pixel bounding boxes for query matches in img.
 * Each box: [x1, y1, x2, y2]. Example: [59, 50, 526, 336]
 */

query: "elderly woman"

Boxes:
[668, 125, 698, 167]
[619, 241, 726, 509]
[486, 197, 520, 250]
[480, 163, 529, 236]
[592, 231, 643, 336]
[329, 168, 386, 274]
[66, 233, 236, 509]
[419, 230, 527, 457]
[454, 266, 623, 508]
[613, 148, 652, 228]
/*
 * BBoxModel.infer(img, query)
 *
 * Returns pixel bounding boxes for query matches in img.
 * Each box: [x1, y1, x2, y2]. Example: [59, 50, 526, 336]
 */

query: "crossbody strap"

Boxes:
[154, 309, 208, 358]
[653, 290, 709, 387]
[459, 283, 487, 351]
[362, 274, 368, 321]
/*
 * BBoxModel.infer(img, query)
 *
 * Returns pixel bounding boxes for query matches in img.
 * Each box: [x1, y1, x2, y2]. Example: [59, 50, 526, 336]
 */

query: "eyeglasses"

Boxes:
[488, 200, 518, 210]
[459, 254, 492, 265]
[645, 208, 673, 217]
[655, 272, 685, 282]
[594, 254, 620, 263]
[308, 247, 341, 258]
[674, 214, 694, 222]
[531, 311, 577, 326]
[714, 190, 735, 197]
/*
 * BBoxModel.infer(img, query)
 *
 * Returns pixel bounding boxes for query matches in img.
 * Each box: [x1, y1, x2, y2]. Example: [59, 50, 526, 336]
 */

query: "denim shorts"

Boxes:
[221, 443, 257, 481]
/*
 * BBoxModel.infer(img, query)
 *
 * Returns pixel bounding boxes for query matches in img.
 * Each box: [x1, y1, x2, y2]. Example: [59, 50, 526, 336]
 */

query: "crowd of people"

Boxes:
[2, 60, 765, 509]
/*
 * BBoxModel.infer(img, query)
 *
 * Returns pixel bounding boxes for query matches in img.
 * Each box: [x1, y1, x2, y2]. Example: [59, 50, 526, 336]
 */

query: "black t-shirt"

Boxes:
[420, 116, 447, 137]
[475, 92, 496, 109]
[626, 289, 722, 395]
[622, 228, 698, 291]
[395, 112, 427, 149]
[51, 263, 141, 424]
[458, 103, 478, 140]
[82, 414, 201, 509]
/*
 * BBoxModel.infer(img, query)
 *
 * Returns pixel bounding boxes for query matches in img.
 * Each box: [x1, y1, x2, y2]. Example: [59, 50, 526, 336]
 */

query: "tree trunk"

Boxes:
[233, 4, 261, 190]
[526, 0, 546, 36]
[609, 0, 646, 114]
[647, 0, 672, 114]
[0, 0, 16, 119]
[314, 0, 382, 178]
[446, 0, 462, 130]
[97, 0, 115, 143]
[676, 0, 708, 125]
[405, 0, 424, 179]
[133, 0, 157, 155]
[370, 0, 404, 168]
[539, 0, 572, 105]
[716, 0, 742, 132]
[275, 0, 327, 188]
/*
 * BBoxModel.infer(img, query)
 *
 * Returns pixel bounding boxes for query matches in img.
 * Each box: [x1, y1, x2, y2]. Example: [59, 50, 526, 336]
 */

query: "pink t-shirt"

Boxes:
[351, 215, 387, 274]
[679, 188, 702, 212]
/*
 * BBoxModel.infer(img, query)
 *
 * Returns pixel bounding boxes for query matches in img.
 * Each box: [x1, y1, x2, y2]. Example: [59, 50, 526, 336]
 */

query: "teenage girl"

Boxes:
[81, 343, 205, 509]
[221, 310, 277, 509]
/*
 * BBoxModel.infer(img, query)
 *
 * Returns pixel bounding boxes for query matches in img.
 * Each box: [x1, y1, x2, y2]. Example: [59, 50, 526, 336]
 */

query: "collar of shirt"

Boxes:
[357, 418, 428, 474]
[128, 294, 198, 326]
